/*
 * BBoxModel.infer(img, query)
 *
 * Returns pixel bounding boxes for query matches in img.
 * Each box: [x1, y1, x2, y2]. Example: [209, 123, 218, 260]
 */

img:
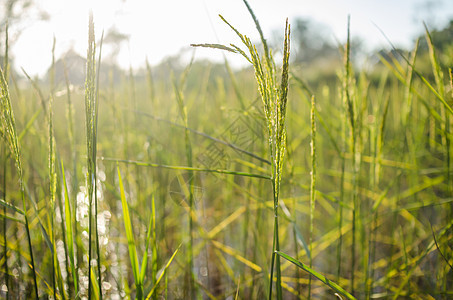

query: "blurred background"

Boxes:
[2, 0, 453, 77]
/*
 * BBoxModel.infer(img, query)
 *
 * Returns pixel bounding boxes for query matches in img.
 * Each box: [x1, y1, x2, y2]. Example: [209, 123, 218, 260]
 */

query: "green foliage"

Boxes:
[276, 251, 356, 300]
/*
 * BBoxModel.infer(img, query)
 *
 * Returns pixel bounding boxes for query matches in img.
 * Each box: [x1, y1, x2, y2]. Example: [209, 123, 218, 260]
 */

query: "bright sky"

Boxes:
[10, 0, 453, 76]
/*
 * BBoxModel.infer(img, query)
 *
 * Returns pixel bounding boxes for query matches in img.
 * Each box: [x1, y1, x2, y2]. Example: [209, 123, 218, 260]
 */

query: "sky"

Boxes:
[8, 0, 453, 77]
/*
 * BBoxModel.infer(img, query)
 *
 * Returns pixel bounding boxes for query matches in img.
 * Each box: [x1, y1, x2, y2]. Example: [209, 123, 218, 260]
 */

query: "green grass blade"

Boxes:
[242, 0, 272, 71]
[90, 266, 100, 300]
[145, 244, 181, 300]
[0, 198, 25, 215]
[308, 95, 317, 298]
[172, 61, 197, 299]
[85, 12, 96, 300]
[293, 223, 311, 260]
[276, 251, 356, 300]
[49, 36, 58, 300]
[150, 195, 158, 300]
[268, 249, 276, 300]
[21, 68, 48, 115]
[17, 108, 42, 142]
[218, 15, 248, 46]
[61, 160, 78, 295]
[424, 23, 445, 98]
[117, 165, 141, 297]
[139, 195, 155, 283]
[94, 29, 104, 300]
[0, 212, 25, 224]
[138, 196, 158, 294]
[431, 225, 453, 270]
[102, 157, 271, 180]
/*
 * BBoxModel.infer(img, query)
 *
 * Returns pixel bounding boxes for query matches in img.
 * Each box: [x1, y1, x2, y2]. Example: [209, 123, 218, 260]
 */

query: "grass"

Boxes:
[1, 2, 453, 299]
[84, 13, 101, 299]
[0, 25, 39, 297]
[172, 59, 196, 299]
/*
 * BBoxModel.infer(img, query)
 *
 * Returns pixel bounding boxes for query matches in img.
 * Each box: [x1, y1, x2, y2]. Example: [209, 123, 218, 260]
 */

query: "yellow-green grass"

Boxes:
[0, 2, 452, 299]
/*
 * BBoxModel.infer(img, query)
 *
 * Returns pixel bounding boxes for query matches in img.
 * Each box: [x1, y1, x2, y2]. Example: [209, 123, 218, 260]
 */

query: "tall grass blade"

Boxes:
[242, 0, 272, 71]
[84, 12, 102, 299]
[102, 157, 271, 179]
[308, 95, 316, 298]
[424, 23, 451, 199]
[48, 35, 58, 300]
[145, 244, 181, 300]
[276, 251, 356, 300]
[62, 160, 78, 296]
[90, 266, 100, 300]
[172, 63, 196, 299]
[1, 27, 9, 290]
[117, 165, 141, 298]
[139, 195, 158, 300]
[210, 240, 262, 272]
[424, 24, 445, 98]
[431, 225, 453, 270]
[62, 54, 81, 293]
[194, 10, 290, 299]
[1, 144, 9, 300]
[343, 16, 358, 294]
[94, 30, 104, 300]
[0, 198, 24, 215]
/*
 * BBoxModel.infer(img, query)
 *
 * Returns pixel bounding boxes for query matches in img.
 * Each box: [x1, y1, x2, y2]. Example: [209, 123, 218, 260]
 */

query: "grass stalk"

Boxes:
[48, 35, 61, 300]
[337, 102, 347, 283]
[343, 16, 358, 295]
[84, 12, 100, 299]
[276, 251, 356, 300]
[150, 195, 158, 300]
[193, 4, 290, 297]
[308, 95, 316, 298]
[102, 157, 271, 179]
[145, 244, 181, 300]
[117, 165, 142, 298]
[62, 56, 81, 294]
[2, 144, 9, 299]
[0, 64, 39, 300]
[425, 25, 450, 197]
[2, 23, 9, 300]
[94, 30, 104, 300]
[450, 68, 453, 198]
[61, 160, 78, 296]
[172, 62, 196, 299]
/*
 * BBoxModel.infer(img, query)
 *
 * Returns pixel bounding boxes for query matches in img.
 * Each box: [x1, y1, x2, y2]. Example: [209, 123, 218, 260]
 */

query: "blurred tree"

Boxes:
[271, 17, 364, 67]
[413, 0, 443, 29]
[103, 26, 130, 65]
[291, 18, 338, 63]
[0, 0, 49, 71]
[0, 0, 49, 39]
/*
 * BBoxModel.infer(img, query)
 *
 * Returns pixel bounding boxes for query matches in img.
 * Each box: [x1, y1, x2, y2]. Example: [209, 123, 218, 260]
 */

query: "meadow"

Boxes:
[1, 2, 452, 299]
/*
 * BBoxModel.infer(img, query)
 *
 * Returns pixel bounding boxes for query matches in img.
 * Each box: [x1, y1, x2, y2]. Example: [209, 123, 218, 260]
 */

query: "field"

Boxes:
[1, 2, 453, 299]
